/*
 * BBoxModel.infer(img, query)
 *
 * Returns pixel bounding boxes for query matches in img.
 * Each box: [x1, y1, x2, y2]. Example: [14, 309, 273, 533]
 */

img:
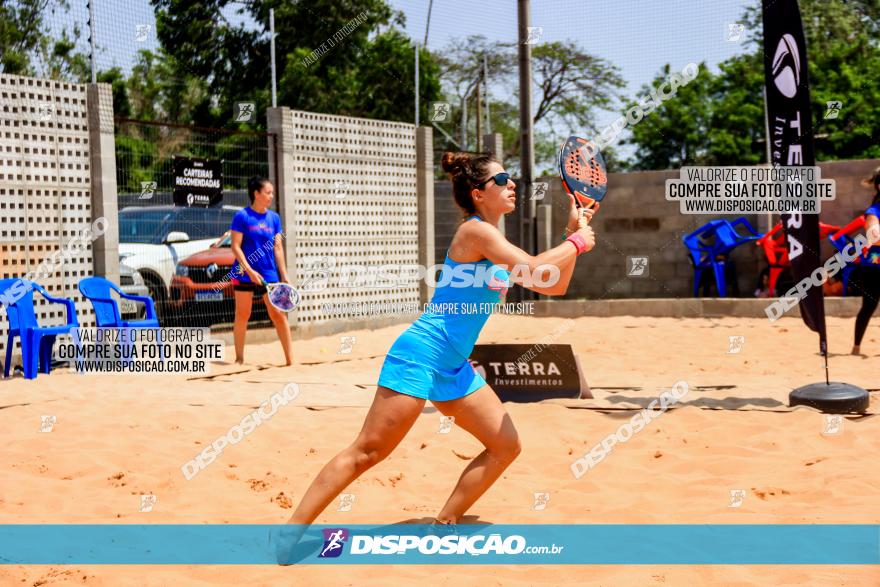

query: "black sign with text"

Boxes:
[172, 156, 223, 207]
[468, 344, 589, 402]
[761, 0, 827, 354]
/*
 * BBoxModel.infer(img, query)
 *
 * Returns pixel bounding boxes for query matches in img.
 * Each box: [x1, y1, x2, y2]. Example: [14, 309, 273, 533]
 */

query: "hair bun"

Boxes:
[441, 151, 473, 177]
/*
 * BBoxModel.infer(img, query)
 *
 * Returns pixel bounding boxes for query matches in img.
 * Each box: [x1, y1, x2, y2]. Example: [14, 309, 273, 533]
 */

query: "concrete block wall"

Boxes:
[545, 168, 764, 299]
[0, 74, 100, 365]
[433, 158, 880, 299]
[268, 108, 427, 331]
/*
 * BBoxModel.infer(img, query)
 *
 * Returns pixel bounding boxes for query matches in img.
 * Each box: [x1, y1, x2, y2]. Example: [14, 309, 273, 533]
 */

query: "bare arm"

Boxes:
[866, 213, 879, 246]
[274, 233, 290, 283]
[230, 230, 262, 283]
[548, 202, 601, 295]
[463, 215, 595, 296]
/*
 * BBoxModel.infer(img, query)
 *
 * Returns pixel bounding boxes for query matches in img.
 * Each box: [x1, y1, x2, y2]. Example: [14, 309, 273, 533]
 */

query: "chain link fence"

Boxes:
[114, 118, 277, 327]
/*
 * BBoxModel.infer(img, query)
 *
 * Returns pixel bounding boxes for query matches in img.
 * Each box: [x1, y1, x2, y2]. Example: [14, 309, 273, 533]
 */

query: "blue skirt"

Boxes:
[377, 321, 486, 401]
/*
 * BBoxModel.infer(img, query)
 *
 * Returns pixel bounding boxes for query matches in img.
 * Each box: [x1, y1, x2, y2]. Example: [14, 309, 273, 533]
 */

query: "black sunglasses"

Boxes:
[475, 172, 511, 189]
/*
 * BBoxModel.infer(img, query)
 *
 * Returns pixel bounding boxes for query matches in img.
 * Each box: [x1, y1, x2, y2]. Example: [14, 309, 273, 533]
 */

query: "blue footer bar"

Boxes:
[0, 524, 877, 565]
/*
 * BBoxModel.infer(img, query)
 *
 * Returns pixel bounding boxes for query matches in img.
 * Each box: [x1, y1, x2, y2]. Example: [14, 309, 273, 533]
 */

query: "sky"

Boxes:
[46, 0, 759, 160]
[388, 0, 757, 128]
[66, 0, 758, 95]
[393, 0, 756, 78]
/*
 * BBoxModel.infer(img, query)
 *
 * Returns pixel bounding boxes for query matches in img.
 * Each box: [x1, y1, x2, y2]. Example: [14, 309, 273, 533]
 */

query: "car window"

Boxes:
[215, 232, 232, 248]
[219, 208, 239, 234]
[118, 209, 173, 244]
[166, 208, 221, 241]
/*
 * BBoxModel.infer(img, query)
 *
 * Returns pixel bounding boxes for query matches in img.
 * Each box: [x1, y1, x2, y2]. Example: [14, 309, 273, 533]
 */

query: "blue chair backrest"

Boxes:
[0, 278, 39, 331]
[78, 277, 122, 327]
[712, 218, 757, 251]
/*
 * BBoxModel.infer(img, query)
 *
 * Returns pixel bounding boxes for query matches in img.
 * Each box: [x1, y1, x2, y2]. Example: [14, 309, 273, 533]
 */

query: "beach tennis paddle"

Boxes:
[558, 136, 608, 227]
[259, 277, 300, 313]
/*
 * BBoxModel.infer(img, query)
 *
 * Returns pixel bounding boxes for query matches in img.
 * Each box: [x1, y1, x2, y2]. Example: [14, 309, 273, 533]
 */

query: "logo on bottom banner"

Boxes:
[0, 524, 878, 564]
[319, 528, 349, 558]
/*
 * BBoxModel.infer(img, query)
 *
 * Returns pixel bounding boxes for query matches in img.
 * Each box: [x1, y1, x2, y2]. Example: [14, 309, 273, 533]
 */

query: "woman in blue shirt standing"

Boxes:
[850, 166, 880, 355]
[230, 176, 293, 365]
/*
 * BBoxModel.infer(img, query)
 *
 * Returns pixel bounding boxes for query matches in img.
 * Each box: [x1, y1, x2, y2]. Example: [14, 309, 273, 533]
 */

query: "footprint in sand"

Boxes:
[248, 478, 270, 492]
[34, 568, 80, 586]
[247, 471, 286, 492]
[271, 492, 293, 509]
[752, 487, 791, 500]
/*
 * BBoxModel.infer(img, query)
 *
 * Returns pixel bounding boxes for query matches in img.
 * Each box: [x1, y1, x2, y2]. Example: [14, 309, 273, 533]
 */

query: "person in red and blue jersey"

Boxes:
[283, 150, 596, 535]
[850, 166, 880, 355]
[230, 176, 293, 365]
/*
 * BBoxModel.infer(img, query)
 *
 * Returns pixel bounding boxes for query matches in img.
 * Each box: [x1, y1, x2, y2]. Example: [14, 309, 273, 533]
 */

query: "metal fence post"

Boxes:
[87, 82, 120, 283]
[416, 126, 435, 305]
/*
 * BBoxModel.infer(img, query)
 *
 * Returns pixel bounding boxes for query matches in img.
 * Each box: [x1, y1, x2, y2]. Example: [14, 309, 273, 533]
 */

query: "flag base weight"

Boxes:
[789, 382, 870, 414]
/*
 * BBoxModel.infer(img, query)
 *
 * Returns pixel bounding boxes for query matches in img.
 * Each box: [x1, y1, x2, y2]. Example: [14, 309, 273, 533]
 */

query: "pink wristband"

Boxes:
[566, 233, 588, 255]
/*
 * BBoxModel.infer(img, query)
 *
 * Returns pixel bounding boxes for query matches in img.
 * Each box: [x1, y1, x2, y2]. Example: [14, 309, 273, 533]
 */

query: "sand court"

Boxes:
[1, 314, 878, 585]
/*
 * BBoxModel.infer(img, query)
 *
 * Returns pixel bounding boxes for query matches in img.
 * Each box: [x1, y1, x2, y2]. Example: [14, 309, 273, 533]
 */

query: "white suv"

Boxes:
[118, 205, 242, 318]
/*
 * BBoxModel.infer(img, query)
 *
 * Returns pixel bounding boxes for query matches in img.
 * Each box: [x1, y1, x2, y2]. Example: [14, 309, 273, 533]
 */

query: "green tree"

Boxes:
[704, 52, 765, 166]
[626, 0, 880, 169]
[0, 0, 88, 81]
[436, 35, 625, 174]
[150, 0, 441, 127]
[96, 67, 131, 119]
[124, 49, 212, 123]
[742, 0, 880, 160]
[624, 63, 715, 170]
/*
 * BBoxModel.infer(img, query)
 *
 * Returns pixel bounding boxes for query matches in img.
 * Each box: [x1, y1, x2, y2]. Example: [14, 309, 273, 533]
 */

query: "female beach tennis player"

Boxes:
[850, 166, 880, 355]
[230, 176, 293, 365]
[284, 151, 595, 532]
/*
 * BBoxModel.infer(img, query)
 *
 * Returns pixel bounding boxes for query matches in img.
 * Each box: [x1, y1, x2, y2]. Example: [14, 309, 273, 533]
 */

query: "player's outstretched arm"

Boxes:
[466, 219, 595, 296]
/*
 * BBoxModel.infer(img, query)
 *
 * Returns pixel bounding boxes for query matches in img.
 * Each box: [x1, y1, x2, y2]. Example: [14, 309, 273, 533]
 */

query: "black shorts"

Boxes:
[847, 266, 880, 298]
[233, 282, 268, 297]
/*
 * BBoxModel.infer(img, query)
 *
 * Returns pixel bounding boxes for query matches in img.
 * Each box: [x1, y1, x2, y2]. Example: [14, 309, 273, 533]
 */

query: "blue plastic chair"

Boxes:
[78, 276, 162, 364]
[683, 218, 760, 297]
[78, 276, 159, 328]
[0, 278, 79, 379]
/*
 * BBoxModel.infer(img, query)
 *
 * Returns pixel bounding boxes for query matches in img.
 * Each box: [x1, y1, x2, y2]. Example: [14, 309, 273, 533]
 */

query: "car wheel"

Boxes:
[141, 272, 169, 324]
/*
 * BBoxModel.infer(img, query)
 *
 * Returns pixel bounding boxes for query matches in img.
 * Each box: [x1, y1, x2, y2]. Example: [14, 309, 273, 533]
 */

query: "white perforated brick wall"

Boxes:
[287, 110, 419, 324]
[0, 75, 95, 367]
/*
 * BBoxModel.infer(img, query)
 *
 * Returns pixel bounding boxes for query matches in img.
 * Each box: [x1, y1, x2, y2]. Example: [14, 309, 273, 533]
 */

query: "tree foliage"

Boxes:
[435, 35, 626, 174]
[150, 0, 442, 127]
[625, 0, 880, 169]
[0, 0, 88, 79]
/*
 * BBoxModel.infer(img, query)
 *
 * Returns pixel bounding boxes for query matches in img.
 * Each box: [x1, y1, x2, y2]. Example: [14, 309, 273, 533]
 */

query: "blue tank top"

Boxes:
[414, 215, 511, 358]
